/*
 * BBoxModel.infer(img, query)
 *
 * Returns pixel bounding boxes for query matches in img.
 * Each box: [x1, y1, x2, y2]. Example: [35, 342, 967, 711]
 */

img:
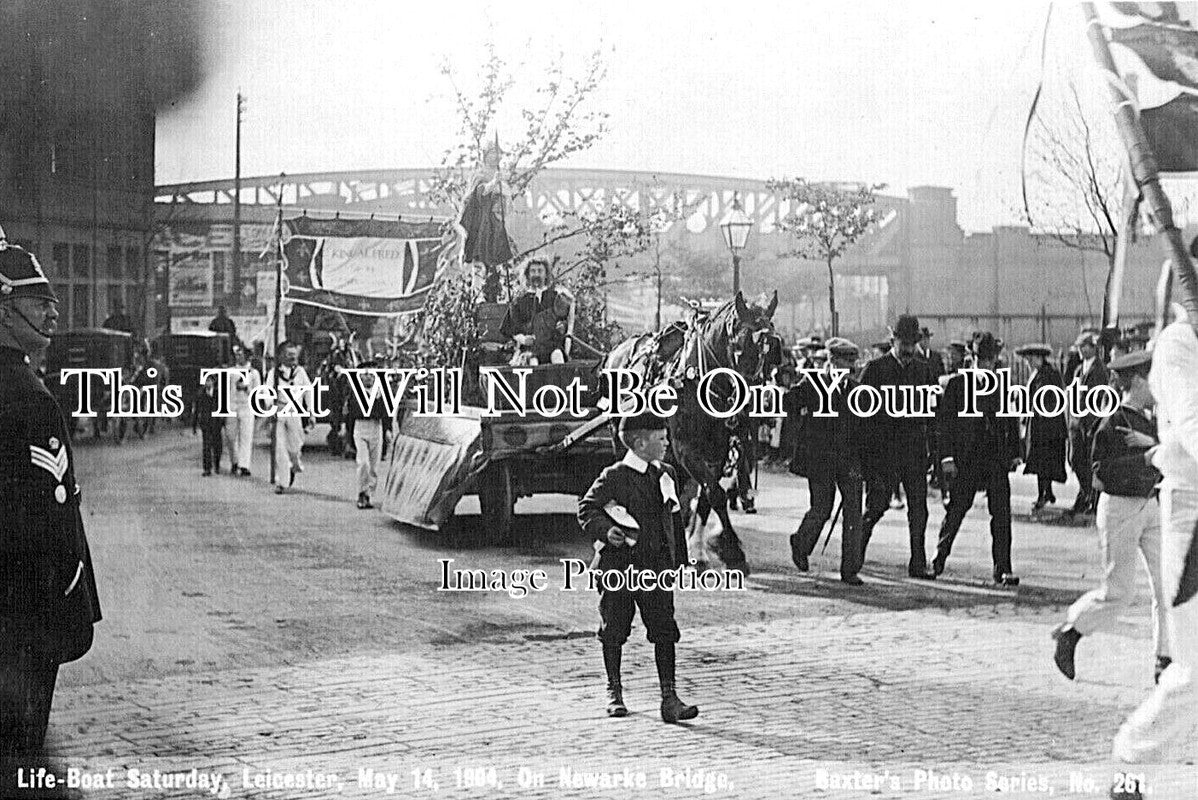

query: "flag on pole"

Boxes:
[281, 216, 465, 316]
[1101, 2, 1198, 172]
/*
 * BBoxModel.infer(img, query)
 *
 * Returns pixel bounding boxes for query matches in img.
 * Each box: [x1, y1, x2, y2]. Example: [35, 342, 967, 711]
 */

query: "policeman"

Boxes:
[788, 338, 866, 584]
[1051, 350, 1169, 683]
[0, 238, 101, 768]
[931, 332, 1022, 585]
[858, 315, 938, 579]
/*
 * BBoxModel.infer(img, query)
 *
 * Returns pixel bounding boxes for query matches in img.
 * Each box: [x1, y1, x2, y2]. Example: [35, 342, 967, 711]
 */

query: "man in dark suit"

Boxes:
[578, 412, 697, 723]
[1067, 331, 1110, 516]
[932, 333, 1023, 585]
[858, 315, 938, 579]
[788, 338, 867, 584]
[0, 240, 101, 774]
[500, 259, 572, 365]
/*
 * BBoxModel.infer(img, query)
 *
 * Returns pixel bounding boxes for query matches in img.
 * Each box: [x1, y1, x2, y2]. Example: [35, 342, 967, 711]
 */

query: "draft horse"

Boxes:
[604, 291, 778, 575]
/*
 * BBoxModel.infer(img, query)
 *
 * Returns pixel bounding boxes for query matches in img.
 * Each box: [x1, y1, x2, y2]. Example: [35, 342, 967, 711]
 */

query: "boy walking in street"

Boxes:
[577, 412, 698, 723]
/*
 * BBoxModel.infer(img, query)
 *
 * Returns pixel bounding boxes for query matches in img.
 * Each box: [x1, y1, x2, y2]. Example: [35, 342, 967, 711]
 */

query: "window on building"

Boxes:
[107, 245, 123, 279]
[53, 284, 69, 309]
[72, 285, 89, 329]
[107, 284, 124, 317]
[72, 244, 90, 278]
[52, 243, 69, 278]
[126, 248, 141, 281]
[212, 251, 227, 299]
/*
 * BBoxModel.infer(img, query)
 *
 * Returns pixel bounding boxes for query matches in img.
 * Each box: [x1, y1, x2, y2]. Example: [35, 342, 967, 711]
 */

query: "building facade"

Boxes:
[1, 1, 204, 335]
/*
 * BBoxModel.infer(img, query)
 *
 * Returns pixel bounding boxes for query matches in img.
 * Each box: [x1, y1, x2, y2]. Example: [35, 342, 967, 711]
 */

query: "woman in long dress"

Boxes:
[1017, 344, 1068, 510]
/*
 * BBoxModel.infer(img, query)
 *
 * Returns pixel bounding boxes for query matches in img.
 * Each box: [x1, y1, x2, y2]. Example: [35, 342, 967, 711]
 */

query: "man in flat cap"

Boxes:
[1067, 331, 1109, 517]
[1016, 343, 1067, 511]
[0, 239, 101, 777]
[1051, 350, 1170, 684]
[788, 338, 867, 583]
[858, 314, 938, 579]
[1110, 310, 1198, 772]
[577, 411, 697, 723]
[932, 332, 1022, 586]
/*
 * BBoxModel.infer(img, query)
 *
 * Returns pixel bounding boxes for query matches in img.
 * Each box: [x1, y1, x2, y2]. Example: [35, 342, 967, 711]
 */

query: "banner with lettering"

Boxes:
[281, 217, 465, 316]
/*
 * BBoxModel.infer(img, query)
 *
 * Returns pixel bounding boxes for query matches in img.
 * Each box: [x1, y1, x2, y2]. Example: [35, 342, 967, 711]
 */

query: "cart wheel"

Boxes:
[478, 463, 515, 544]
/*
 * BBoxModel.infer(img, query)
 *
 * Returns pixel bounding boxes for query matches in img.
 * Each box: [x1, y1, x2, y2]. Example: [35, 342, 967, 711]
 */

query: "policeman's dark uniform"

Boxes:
[788, 340, 866, 582]
[858, 317, 937, 577]
[932, 334, 1022, 584]
[0, 244, 101, 760]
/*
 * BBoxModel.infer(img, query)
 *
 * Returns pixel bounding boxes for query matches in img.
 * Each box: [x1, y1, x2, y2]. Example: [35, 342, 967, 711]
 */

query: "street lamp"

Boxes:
[720, 193, 752, 295]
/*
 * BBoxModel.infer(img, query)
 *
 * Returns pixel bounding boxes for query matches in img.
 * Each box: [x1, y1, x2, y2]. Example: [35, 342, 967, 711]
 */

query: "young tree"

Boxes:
[767, 178, 881, 337]
[418, 40, 666, 364]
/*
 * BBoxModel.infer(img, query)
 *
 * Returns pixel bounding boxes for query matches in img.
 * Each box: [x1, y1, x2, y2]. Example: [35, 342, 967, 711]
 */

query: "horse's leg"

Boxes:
[708, 478, 749, 575]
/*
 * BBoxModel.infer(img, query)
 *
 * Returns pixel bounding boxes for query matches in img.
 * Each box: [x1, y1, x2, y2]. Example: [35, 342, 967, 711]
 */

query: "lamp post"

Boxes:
[720, 193, 752, 295]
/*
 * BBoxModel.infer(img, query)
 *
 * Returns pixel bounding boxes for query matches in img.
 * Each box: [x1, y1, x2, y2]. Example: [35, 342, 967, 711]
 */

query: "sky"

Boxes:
[156, 0, 1102, 233]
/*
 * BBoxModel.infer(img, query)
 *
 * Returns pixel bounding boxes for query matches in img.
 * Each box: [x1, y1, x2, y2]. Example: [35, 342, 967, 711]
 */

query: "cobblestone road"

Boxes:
[19, 432, 1196, 800]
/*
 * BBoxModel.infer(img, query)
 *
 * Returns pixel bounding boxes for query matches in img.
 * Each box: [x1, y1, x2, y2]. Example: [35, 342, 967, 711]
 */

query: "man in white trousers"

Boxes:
[270, 342, 314, 494]
[1110, 310, 1198, 799]
[1051, 351, 1170, 683]
[345, 361, 392, 509]
[225, 345, 261, 477]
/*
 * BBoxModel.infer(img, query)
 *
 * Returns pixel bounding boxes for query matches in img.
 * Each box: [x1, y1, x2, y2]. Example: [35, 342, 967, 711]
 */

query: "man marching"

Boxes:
[788, 338, 866, 584]
[577, 412, 698, 723]
[931, 333, 1022, 586]
[345, 361, 392, 510]
[1051, 350, 1170, 684]
[270, 341, 315, 494]
[858, 315, 938, 579]
[1110, 308, 1198, 776]
[0, 239, 101, 777]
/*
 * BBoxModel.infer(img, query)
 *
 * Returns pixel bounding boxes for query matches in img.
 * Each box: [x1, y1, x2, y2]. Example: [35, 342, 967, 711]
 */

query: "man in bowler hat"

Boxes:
[931, 332, 1022, 585]
[858, 315, 938, 578]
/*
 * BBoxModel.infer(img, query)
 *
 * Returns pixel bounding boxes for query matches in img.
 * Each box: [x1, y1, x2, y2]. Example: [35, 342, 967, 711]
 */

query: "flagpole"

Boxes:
[269, 175, 285, 487]
[1081, 3, 1198, 329]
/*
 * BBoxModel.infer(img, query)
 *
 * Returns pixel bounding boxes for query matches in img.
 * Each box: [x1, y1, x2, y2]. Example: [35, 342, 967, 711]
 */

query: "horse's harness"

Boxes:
[672, 306, 773, 426]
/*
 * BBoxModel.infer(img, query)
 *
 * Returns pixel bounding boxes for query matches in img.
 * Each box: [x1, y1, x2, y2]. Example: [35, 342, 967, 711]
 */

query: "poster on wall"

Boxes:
[166, 252, 213, 307]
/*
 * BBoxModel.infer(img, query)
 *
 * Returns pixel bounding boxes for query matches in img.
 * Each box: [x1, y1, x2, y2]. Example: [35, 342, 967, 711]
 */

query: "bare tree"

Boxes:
[1023, 81, 1131, 316]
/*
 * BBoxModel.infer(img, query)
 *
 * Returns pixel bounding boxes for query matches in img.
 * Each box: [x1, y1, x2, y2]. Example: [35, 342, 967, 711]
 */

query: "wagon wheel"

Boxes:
[478, 462, 515, 544]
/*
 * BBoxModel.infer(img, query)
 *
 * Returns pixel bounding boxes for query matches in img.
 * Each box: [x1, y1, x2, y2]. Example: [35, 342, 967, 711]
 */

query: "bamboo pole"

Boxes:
[1081, 3, 1198, 330]
[269, 177, 285, 486]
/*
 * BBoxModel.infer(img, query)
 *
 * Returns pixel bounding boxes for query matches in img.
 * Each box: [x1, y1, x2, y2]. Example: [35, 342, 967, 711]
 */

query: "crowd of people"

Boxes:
[721, 315, 1159, 591]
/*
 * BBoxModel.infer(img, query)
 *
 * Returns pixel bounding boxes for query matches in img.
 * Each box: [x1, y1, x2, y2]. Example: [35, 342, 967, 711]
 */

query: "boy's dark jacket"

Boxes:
[578, 460, 687, 571]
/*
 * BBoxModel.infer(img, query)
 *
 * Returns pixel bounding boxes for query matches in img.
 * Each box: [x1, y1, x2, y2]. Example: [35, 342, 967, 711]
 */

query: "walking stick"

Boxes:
[820, 497, 843, 555]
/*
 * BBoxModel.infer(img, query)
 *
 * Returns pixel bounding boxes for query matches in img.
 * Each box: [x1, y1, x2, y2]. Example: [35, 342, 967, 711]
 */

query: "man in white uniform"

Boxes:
[1110, 309, 1198, 796]
[270, 342, 314, 494]
[225, 345, 261, 477]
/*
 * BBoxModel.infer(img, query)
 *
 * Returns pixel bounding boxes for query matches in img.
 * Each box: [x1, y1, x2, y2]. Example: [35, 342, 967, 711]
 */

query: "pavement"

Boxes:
[13, 425, 1198, 799]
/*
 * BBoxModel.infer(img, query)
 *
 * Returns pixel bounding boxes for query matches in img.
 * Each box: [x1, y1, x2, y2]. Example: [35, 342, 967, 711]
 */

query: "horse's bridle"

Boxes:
[681, 306, 772, 416]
